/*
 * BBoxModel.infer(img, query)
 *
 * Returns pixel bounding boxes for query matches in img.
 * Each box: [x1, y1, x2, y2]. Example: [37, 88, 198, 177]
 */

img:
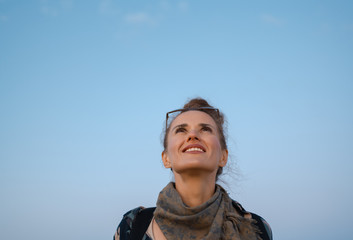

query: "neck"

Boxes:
[174, 172, 217, 207]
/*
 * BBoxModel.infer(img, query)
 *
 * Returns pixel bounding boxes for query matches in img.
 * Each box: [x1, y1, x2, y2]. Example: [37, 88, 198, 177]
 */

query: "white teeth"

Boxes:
[185, 147, 204, 152]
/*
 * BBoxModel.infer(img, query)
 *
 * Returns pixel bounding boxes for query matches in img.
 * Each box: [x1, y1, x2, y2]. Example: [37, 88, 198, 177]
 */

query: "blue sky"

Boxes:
[1, 1, 353, 239]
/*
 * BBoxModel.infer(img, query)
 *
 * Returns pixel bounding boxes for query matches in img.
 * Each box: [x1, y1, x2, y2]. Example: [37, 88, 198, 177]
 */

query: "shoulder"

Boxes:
[114, 206, 145, 240]
[232, 200, 273, 240]
[250, 212, 273, 240]
[114, 207, 155, 240]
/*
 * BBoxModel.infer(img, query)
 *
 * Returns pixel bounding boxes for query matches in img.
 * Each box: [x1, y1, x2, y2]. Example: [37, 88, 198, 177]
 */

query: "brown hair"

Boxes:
[163, 97, 228, 178]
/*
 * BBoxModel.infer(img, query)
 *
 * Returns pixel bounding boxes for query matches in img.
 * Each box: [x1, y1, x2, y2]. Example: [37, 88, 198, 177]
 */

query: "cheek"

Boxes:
[209, 136, 222, 153]
[167, 135, 181, 153]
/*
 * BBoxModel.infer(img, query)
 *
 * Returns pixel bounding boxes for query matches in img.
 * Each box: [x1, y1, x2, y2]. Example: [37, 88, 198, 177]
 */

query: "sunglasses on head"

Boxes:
[165, 107, 220, 130]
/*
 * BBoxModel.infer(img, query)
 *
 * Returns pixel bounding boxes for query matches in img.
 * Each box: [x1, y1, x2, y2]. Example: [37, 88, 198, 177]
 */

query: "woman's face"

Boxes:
[162, 110, 228, 177]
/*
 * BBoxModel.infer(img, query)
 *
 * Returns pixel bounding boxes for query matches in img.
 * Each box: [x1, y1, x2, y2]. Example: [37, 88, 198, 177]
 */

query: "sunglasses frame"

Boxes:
[165, 107, 220, 130]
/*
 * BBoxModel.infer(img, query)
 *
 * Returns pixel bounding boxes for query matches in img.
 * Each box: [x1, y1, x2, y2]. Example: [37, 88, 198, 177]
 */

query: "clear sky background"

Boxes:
[1, 1, 353, 239]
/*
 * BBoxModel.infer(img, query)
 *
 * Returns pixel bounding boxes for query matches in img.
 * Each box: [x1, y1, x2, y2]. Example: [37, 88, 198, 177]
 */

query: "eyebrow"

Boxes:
[199, 123, 214, 129]
[172, 123, 215, 131]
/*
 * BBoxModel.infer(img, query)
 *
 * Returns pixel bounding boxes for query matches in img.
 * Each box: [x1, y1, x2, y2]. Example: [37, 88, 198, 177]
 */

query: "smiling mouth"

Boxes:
[184, 147, 205, 153]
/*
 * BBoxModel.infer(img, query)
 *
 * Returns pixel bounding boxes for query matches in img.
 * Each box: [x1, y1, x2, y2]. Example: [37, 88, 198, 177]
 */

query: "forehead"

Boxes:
[170, 110, 217, 127]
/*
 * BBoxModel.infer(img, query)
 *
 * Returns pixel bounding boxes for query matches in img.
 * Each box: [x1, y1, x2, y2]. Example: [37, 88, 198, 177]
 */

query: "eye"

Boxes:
[201, 126, 212, 132]
[175, 127, 186, 133]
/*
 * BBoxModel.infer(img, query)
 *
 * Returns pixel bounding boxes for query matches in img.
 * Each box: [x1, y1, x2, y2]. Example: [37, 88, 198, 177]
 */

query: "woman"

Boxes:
[114, 98, 272, 240]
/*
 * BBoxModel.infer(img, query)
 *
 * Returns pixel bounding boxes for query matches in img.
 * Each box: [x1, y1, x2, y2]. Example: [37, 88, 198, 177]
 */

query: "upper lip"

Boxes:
[182, 144, 206, 152]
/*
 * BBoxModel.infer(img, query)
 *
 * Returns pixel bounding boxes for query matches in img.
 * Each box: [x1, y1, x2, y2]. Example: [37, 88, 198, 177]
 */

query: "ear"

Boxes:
[219, 149, 228, 167]
[162, 151, 172, 169]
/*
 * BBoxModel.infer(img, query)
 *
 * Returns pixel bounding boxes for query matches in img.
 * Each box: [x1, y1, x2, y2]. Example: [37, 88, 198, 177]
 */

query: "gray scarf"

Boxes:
[154, 182, 262, 240]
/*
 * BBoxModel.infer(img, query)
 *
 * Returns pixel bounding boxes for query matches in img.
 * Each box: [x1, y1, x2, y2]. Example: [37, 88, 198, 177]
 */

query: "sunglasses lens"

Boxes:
[166, 108, 219, 129]
[166, 110, 183, 129]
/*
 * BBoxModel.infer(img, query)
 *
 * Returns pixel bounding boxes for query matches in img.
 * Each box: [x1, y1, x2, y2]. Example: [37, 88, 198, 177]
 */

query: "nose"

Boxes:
[187, 129, 200, 142]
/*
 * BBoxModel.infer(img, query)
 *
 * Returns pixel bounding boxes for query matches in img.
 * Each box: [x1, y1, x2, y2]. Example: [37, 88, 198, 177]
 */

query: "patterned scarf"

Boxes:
[154, 182, 262, 240]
